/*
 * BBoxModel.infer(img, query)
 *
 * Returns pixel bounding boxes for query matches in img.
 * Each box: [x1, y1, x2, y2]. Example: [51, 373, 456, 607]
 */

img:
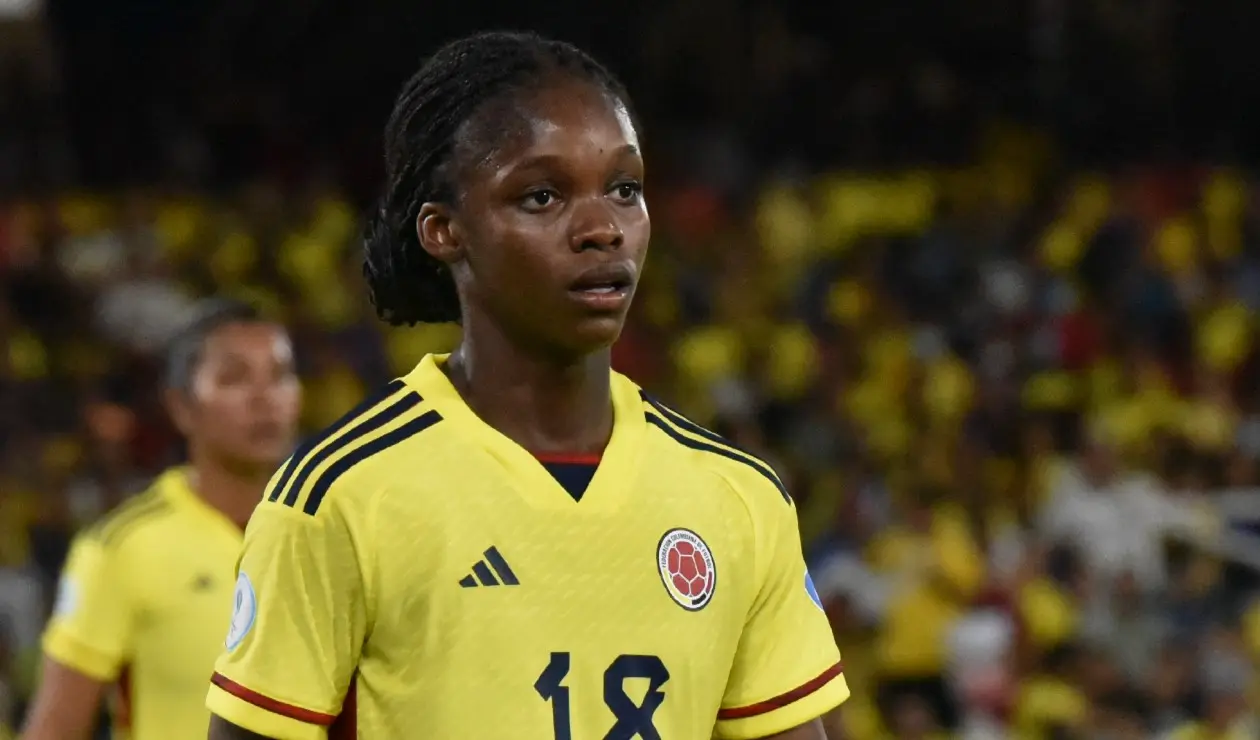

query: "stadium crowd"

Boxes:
[4, 1, 1260, 739]
[3, 141, 1260, 739]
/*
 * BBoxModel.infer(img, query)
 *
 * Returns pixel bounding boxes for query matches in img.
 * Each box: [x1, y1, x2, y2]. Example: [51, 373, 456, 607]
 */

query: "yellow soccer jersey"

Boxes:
[208, 353, 848, 740]
[42, 468, 244, 739]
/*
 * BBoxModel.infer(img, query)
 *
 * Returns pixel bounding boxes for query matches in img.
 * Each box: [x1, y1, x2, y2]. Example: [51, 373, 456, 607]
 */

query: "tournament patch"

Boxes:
[657, 528, 717, 610]
[225, 571, 257, 651]
[805, 570, 824, 610]
[53, 577, 78, 618]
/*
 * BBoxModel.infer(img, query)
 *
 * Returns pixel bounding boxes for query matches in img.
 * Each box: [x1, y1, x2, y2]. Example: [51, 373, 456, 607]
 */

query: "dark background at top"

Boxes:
[34, 0, 1260, 195]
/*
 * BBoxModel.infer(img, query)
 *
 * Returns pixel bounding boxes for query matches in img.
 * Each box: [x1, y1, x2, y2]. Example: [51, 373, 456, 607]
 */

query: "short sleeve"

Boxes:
[206, 500, 368, 740]
[41, 535, 136, 681]
[715, 499, 849, 740]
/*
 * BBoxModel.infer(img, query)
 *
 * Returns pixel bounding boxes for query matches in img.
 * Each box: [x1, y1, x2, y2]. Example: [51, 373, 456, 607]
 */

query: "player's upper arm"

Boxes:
[207, 714, 272, 740]
[206, 492, 371, 740]
[20, 655, 110, 740]
[715, 485, 849, 740]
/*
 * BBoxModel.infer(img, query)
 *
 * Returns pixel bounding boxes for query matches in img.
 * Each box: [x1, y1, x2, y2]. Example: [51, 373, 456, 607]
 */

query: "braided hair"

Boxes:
[363, 31, 636, 326]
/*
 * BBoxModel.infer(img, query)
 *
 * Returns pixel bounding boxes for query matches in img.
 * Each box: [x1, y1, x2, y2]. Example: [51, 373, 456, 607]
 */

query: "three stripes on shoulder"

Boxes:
[260, 379, 789, 518]
[267, 380, 443, 516]
[88, 489, 171, 548]
[640, 392, 791, 504]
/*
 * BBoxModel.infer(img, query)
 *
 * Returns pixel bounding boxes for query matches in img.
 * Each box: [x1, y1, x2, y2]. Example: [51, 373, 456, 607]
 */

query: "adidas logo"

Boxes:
[459, 546, 519, 588]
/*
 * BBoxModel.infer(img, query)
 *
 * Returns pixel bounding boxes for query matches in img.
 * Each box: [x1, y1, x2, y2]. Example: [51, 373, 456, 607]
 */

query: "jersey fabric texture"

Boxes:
[42, 468, 244, 739]
[208, 353, 848, 740]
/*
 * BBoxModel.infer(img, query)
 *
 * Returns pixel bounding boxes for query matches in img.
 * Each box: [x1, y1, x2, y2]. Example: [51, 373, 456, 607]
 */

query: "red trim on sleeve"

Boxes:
[211, 672, 337, 726]
[717, 661, 844, 720]
[535, 453, 603, 465]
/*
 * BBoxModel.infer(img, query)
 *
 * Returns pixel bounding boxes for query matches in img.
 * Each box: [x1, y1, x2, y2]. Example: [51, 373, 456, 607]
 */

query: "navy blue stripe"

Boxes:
[270, 380, 406, 503]
[281, 391, 422, 508]
[645, 412, 791, 503]
[303, 409, 443, 515]
[472, 561, 500, 587]
[539, 461, 598, 502]
[484, 547, 519, 585]
[641, 393, 787, 489]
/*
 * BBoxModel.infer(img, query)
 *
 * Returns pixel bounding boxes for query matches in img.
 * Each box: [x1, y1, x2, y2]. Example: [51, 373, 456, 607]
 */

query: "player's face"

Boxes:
[449, 80, 649, 357]
[184, 322, 301, 470]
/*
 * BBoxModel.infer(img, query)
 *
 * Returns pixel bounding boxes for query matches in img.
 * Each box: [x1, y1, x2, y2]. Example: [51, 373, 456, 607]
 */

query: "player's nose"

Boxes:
[568, 198, 622, 252]
[248, 380, 285, 414]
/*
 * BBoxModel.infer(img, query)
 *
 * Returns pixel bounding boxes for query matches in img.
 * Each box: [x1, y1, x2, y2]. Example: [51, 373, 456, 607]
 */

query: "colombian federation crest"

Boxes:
[657, 528, 716, 610]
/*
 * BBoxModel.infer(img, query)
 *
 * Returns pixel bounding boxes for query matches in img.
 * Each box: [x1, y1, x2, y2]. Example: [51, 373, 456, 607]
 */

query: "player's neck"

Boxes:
[446, 335, 613, 456]
[187, 457, 268, 530]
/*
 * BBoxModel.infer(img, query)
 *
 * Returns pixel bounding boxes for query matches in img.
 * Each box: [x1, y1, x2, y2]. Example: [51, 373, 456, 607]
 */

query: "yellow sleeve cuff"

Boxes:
[41, 627, 121, 683]
[206, 681, 329, 740]
[714, 669, 851, 740]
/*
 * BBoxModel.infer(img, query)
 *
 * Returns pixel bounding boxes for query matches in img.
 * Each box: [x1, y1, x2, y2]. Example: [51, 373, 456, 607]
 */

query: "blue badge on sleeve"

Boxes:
[805, 570, 824, 610]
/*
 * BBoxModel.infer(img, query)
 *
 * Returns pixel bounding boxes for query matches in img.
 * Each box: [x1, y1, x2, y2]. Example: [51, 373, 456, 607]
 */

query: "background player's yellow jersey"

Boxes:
[208, 353, 848, 740]
[42, 467, 244, 739]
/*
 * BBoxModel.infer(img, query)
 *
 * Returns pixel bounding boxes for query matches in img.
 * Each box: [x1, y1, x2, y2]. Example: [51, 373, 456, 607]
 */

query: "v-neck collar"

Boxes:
[403, 354, 645, 512]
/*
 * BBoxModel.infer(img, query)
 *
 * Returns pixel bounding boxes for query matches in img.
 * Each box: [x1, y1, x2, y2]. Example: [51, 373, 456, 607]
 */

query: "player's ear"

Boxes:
[163, 387, 196, 437]
[417, 202, 465, 265]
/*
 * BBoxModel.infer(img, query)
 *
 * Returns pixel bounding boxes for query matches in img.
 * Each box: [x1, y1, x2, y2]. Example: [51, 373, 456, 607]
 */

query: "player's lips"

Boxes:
[246, 420, 288, 441]
[567, 262, 636, 311]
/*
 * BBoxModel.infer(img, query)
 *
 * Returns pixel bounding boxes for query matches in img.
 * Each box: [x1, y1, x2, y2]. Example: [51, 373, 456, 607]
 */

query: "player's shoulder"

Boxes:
[81, 482, 177, 553]
[261, 377, 449, 518]
[636, 389, 792, 509]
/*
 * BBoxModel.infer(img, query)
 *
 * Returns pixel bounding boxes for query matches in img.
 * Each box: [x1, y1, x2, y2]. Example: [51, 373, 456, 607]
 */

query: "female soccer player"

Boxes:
[23, 299, 301, 740]
[207, 31, 847, 740]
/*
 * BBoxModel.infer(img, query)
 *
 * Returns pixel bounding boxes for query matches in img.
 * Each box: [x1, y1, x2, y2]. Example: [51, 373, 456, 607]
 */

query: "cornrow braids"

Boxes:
[362, 30, 635, 326]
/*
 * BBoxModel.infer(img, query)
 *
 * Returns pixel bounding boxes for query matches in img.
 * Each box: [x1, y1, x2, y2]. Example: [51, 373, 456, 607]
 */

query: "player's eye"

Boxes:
[610, 181, 643, 204]
[520, 189, 559, 212]
[214, 366, 251, 387]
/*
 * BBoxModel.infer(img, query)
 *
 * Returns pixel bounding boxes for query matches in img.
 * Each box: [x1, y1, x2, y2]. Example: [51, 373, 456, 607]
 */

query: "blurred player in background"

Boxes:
[207, 31, 846, 740]
[21, 299, 301, 740]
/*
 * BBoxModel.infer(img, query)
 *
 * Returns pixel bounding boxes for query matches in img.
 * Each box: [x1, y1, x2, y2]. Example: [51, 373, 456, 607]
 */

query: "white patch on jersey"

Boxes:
[657, 528, 717, 611]
[225, 571, 257, 651]
[805, 570, 825, 611]
[53, 577, 78, 618]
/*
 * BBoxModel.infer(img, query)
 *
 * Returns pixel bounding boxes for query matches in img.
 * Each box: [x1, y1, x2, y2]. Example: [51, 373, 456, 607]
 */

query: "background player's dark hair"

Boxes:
[164, 298, 268, 393]
[362, 30, 636, 326]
